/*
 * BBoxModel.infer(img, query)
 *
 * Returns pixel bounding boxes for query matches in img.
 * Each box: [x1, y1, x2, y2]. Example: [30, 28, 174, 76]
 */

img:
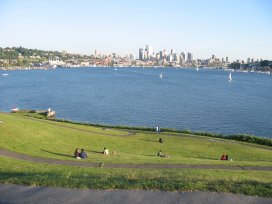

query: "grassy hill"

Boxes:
[0, 112, 272, 197]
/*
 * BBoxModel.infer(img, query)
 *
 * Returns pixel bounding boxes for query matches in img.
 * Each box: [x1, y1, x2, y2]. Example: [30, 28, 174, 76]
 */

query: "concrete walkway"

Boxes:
[0, 184, 271, 204]
[1, 148, 272, 171]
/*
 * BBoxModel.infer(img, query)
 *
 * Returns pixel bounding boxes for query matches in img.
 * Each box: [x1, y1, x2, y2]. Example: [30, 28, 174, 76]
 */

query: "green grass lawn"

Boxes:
[0, 157, 271, 197]
[0, 113, 271, 166]
[0, 112, 272, 197]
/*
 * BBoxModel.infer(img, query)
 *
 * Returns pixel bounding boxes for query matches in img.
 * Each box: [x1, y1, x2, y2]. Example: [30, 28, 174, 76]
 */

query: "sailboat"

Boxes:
[160, 73, 163, 79]
[196, 67, 199, 71]
[228, 72, 232, 81]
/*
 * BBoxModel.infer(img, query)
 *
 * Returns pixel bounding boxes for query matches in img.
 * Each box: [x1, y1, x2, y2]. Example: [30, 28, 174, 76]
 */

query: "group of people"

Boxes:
[74, 147, 114, 159]
[74, 148, 88, 159]
[220, 154, 231, 161]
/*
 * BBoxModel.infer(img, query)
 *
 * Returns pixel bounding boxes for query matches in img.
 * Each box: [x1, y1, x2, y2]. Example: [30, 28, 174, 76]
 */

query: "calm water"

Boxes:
[0, 68, 272, 138]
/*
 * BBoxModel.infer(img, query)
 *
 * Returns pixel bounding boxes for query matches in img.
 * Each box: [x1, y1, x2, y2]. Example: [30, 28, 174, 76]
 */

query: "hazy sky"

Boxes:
[0, 0, 271, 61]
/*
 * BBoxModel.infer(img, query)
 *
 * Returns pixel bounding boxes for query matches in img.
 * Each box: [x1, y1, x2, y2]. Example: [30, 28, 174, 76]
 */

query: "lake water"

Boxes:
[0, 67, 271, 138]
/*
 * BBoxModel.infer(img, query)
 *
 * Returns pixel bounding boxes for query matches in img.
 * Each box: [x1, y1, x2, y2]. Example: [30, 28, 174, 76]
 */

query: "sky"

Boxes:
[0, 0, 271, 61]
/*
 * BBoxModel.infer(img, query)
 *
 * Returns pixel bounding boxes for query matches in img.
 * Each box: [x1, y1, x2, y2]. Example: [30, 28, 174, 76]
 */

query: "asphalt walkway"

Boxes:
[0, 184, 271, 204]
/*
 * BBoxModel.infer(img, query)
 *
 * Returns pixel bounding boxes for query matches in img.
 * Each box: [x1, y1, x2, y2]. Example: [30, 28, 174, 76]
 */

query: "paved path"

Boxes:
[1, 148, 272, 171]
[0, 184, 271, 204]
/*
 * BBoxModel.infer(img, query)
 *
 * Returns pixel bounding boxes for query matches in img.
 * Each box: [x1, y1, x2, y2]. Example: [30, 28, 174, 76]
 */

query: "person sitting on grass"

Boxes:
[80, 149, 87, 159]
[220, 154, 226, 160]
[159, 138, 164, 143]
[74, 148, 81, 159]
[157, 150, 170, 158]
[157, 150, 163, 157]
[103, 147, 109, 155]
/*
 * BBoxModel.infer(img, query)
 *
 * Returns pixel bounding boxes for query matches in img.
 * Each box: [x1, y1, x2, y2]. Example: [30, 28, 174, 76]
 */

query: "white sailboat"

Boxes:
[228, 72, 232, 81]
[196, 67, 199, 71]
[160, 73, 163, 79]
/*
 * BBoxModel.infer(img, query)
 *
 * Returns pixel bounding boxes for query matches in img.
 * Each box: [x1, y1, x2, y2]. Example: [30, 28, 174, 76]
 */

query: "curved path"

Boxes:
[0, 183, 271, 204]
[0, 148, 271, 171]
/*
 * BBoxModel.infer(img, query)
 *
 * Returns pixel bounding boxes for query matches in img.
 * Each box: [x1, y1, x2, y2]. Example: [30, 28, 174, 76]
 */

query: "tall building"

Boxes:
[187, 52, 193, 63]
[139, 48, 144, 61]
[181, 52, 185, 61]
[167, 54, 173, 62]
[159, 51, 163, 60]
[94, 50, 99, 57]
[247, 58, 251, 64]
[163, 49, 167, 59]
[226, 56, 229, 63]
[144, 49, 148, 60]
[146, 45, 153, 59]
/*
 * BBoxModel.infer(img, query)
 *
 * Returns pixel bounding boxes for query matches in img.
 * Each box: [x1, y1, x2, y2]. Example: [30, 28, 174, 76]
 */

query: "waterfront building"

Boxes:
[156, 53, 160, 60]
[181, 52, 186, 61]
[139, 48, 144, 61]
[146, 45, 153, 59]
[179, 55, 185, 65]
[144, 49, 148, 60]
[163, 49, 167, 59]
[94, 50, 99, 58]
[159, 51, 163, 60]
[167, 54, 173, 62]
[48, 56, 65, 66]
[173, 53, 179, 62]
[247, 58, 250, 64]
[187, 52, 193, 63]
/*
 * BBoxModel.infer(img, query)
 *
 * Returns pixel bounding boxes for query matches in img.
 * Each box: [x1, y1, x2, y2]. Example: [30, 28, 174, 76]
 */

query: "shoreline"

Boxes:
[1, 66, 271, 75]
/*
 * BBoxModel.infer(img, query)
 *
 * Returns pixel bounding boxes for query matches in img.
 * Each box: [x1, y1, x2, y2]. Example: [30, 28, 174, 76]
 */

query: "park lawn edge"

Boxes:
[0, 156, 271, 197]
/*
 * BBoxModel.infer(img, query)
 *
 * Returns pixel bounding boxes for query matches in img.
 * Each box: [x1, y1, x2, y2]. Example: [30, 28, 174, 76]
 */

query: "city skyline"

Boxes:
[0, 0, 271, 61]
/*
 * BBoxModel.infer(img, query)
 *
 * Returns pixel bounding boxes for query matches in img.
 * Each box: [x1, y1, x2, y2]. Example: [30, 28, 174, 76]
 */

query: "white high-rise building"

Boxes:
[146, 45, 153, 59]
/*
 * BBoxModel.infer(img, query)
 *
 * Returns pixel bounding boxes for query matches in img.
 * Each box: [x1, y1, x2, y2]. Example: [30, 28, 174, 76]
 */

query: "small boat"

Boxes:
[114, 68, 118, 71]
[228, 72, 232, 81]
[2, 73, 8, 76]
[160, 73, 163, 79]
[196, 67, 199, 71]
[11, 107, 19, 113]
